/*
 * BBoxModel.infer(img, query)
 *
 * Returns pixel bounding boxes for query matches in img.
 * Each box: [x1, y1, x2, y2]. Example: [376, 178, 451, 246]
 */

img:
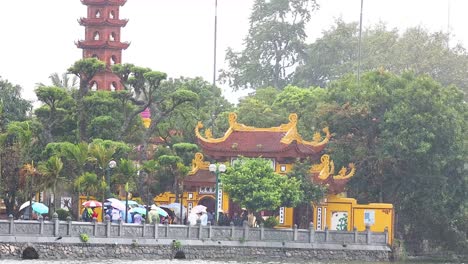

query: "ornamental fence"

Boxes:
[0, 214, 389, 246]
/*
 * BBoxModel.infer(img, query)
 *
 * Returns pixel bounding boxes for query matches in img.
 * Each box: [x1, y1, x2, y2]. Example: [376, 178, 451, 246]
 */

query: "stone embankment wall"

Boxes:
[0, 241, 390, 261]
[0, 215, 391, 261]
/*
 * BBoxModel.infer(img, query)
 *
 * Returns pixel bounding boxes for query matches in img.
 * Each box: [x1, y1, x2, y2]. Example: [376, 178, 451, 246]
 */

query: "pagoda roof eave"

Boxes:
[198, 140, 324, 161]
[79, 18, 129, 27]
[76, 40, 130, 50]
[81, 0, 127, 6]
[195, 112, 331, 156]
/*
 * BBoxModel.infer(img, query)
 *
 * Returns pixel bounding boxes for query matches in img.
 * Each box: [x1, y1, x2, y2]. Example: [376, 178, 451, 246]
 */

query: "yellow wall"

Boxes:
[353, 203, 394, 245]
[313, 196, 394, 245]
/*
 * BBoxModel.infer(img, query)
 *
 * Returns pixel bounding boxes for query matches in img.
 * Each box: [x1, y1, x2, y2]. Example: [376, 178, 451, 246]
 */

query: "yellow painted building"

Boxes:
[155, 113, 394, 245]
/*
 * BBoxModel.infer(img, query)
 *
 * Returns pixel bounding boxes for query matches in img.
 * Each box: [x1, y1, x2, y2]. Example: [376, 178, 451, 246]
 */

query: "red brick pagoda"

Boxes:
[76, 0, 130, 91]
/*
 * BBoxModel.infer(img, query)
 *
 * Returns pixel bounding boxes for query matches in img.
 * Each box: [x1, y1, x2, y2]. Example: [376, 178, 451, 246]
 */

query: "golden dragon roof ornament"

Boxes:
[310, 154, 356, 181]
[188, 152, 210, 175]
[195, 112, 331, 147]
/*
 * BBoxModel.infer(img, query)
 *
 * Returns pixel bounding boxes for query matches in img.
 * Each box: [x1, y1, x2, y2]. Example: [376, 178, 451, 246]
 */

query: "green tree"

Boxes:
[220, 0, 319, 90]
[294, 20, 468, 99]
[221, 157, 302, 213]
[156, 155, 189, 202]
[112, 64, 199, 153]
[287, 159, 327, 228]
[0, 77, 32, 130]
[154, 77, 233, 142]
[37, 155, 64, 215]
[67, 58, 106, 141]
[319, 70, 467, 251]
[34, 86, 70, 144]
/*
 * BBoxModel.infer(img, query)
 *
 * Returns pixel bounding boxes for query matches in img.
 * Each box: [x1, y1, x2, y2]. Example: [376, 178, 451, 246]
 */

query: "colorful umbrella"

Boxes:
[19, 201, 49, 214]
[82, 200, 102, 208]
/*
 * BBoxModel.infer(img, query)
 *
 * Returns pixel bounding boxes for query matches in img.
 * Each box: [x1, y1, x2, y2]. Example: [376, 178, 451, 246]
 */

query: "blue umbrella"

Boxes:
[31, 202, 49, 215]
[130, 207, 147, 216]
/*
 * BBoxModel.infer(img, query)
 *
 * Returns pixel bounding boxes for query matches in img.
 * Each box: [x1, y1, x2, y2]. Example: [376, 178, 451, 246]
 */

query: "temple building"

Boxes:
[77, 0, 129, 91]
[155, 112, 394, 244]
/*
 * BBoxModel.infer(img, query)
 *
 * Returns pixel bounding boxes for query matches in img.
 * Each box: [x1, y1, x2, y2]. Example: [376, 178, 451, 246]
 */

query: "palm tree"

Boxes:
[74, 172, 103, 200]
[49, 73, 78, 90]
[36, 72, 78, 90]
[87, 141, 116, 197]
[37, 155, 64, 215]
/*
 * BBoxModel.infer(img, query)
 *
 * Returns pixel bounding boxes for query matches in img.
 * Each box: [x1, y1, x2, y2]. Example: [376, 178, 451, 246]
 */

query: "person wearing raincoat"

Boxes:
[148, 205, 160, 224]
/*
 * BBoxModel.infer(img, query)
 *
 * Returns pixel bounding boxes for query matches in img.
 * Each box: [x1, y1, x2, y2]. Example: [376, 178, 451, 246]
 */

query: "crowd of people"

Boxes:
[81, 204, 259, 228]
[187, 209, 258, 227]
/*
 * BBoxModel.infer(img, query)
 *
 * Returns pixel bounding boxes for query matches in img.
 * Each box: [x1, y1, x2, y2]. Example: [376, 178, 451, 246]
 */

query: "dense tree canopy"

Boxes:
[0, 77, 32, 130]
[293, 20, 468, 99]
[221, 157, 302, 212]
[220, 0, 319, 90]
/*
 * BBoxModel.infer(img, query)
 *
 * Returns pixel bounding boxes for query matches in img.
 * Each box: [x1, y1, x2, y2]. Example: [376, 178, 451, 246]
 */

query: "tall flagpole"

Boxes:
[357, 0, 364, 86]
[213, 0, 218, 90]
[210, 0, 219, 133]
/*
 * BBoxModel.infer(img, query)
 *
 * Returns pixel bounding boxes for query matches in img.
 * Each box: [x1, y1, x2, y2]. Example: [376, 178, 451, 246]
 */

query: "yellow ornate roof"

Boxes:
[195, 112, 331, 148]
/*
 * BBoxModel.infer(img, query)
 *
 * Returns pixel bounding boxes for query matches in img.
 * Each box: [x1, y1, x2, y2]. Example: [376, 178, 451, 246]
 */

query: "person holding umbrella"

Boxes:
[148, 205, 160, 224]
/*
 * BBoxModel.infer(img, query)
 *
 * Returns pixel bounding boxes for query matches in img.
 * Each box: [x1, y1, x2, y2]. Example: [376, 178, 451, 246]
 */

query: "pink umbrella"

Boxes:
[82, 200, 102, 208]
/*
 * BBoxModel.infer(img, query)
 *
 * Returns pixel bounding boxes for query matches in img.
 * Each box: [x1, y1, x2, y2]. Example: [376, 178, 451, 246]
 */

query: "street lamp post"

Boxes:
[209, 163, 226, 225]
[103, 160, 116, 221]
[106, 160, 117, 198]
[125, 182, 129, 223]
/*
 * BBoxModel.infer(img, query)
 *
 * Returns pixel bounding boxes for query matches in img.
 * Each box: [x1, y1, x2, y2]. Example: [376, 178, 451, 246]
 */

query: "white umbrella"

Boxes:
[106, 198, 125, 211]
[19, 201, 33, 211]
[191, 205, 207, 214]
[160, 203, 186, 218]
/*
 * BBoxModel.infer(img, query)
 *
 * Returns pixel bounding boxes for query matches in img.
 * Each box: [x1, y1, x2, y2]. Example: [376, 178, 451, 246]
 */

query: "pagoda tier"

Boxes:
[76, 40, 130, 50]
[79, 17, 129, 27]
[81, 0, 127, 6]
[183, 153, 216, 190]
[195, 112, 331, 161]
[78, 0, 128, 91]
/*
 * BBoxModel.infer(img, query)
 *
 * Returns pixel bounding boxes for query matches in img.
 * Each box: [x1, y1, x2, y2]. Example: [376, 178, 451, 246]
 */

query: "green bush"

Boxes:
[264, 216, 279, 228]
[171, 240, 182, 250]
[80, 233, 89, 243]
[56, 209, 71, 221]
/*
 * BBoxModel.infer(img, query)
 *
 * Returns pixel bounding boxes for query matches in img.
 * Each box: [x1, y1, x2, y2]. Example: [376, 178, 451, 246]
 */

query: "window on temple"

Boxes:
[110, 10, 115, 19]
[91, 81, 98, 91]
[110, 32, 116, 41]
[93, 31, 100, 41]
[110, 82, 117, 91]
[95, 10, 101, 18]
[110, 55, 117, 65]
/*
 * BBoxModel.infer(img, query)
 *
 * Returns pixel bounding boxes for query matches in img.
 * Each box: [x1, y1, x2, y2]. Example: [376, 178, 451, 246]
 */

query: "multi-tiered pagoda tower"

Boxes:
[77, 0, 130, 91]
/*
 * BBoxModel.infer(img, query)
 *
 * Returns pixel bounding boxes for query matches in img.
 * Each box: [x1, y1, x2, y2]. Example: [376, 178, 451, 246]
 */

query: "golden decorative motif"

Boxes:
[333, 163, 356, 180]
[205, 128, 213, 139]
[310, 154, 335, 180]
[188, 152, 210, 175]
[195, 112, 331, 148]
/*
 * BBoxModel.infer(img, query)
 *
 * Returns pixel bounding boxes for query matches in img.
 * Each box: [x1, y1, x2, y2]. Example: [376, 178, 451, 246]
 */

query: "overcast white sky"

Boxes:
[0, 0, 466, 104]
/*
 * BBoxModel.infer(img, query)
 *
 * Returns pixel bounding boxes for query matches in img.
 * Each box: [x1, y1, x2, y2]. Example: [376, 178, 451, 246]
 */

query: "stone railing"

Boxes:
[0, 214, 389, 246]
